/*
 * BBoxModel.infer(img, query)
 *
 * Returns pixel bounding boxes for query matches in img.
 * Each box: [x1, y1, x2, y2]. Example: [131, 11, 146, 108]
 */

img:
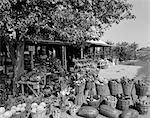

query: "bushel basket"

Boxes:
[96, 83, 110, 96]
[11, 112, 26, 118]
[135, 84, 148, 96]
[87, 99, 101, 108]
[121, 82, 133, 96]
[117, 96, 131, 110]
[108, 80, 123, 96]
[136, 103, 149, 114]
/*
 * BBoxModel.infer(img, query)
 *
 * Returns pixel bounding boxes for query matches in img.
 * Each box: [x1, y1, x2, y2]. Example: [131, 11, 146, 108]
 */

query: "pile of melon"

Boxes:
[0, 103, 26, 118]
[31, 102, 46, 114]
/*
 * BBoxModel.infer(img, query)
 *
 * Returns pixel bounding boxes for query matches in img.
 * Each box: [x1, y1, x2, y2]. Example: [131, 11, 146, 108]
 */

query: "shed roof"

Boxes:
[86, 40, 112, 47]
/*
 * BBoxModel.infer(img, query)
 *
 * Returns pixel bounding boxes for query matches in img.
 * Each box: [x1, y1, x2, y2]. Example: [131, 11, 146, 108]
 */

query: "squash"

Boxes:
[22, 103, 26, 107]
[31, 103, 38, 108]
[120, 109, 139, 118]
[99, 105, 121, 118]
[3, 111, 12, 118]
[39, 102, 46, 108]
[77, 106, 99, 118]
[11, 106, 17, 110]
[0, 107, 5, 115]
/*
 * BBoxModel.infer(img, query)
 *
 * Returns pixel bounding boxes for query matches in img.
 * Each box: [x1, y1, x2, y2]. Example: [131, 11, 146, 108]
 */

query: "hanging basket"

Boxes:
[108, 80, 123, 96]
[117, 96, 131, 110]
[135, 83, 148, 96]
[135, 103, 149, 114]
[96, 83, 110, 96]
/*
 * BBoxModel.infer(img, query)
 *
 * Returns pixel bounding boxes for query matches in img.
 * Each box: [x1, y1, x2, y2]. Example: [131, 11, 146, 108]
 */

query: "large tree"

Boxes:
[0, 0, 135, 93]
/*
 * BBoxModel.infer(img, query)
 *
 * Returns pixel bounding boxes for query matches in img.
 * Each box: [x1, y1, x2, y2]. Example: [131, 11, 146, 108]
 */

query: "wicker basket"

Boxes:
[87, 99, 101, 108]
[136, 103, 149, 114]
[108, 80, 123, 96]
[135, 84, 148, 96]
[11, 112, 26, 118]
[75, 83, 85, 94]
[121, 82, 133, 96]
[96, 83, 110, 96]
[31, 110, 46, 118]
[104, 96, 118, 108]
[117, 96, 131, 110]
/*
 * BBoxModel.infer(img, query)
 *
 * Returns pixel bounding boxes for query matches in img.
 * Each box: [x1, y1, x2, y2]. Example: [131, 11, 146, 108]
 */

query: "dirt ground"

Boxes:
[60, 60, 150, 118]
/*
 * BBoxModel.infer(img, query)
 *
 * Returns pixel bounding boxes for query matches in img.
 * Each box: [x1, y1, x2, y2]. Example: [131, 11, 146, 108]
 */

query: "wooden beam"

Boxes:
[80, 47, 84, 59]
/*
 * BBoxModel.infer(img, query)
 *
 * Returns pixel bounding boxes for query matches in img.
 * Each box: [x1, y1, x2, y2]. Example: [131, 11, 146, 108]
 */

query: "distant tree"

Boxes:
[0, 0, 135, 93]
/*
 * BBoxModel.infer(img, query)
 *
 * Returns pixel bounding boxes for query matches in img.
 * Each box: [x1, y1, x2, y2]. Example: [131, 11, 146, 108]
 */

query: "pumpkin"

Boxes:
[99, 105, 121, 118]
[39, 102, 46, 108]
[11, 106, 17, 111]
[22, 103, 26, 107]
[77, 106, 99, 118]
[10, 109, 16, 114]
[20, 107, 25, 112]
[0, 107, 5, 115]
[3, 111, 12, 118]
[31, 103, 38, 108]
[120, 109, 139, 118]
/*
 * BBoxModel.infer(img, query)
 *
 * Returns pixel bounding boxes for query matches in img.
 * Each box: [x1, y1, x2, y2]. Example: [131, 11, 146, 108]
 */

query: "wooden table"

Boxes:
[18, 81, 41, 97]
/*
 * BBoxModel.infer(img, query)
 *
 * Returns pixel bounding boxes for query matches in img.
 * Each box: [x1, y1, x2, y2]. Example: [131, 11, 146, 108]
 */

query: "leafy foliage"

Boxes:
[112, 42, 138, 61]
[0, 0, 135, 44]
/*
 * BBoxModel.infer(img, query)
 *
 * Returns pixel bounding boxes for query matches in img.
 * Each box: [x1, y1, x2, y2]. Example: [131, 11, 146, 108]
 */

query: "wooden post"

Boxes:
[62, 46, 67, 70]
[81, 47, 84, 59]
[103, 47, 105, 58]
[29, 51, 34, 69]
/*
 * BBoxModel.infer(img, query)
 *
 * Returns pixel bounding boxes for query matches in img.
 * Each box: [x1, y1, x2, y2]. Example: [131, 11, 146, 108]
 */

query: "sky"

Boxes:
[101, 0, 150, 48]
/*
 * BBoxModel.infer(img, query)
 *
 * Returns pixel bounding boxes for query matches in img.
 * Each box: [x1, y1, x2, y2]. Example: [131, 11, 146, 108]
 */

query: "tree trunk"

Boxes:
[13, 43, 25, 95]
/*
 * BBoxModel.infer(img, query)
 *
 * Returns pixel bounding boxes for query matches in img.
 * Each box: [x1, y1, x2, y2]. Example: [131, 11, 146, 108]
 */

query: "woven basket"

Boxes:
[135, 84, 148, 96]
[117, 97, 131, 110]
[96, 83, 110, 96]
[108, 80, 123, 96]
[122, 82, 133, 96]
[136, 103, 149, 114]
[104, 96, 118, 108]
[75, 83, 85, 94]
[11, 112, 26, 118]
[87, 99, 101, 108]
[31, 110, 46, 118]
